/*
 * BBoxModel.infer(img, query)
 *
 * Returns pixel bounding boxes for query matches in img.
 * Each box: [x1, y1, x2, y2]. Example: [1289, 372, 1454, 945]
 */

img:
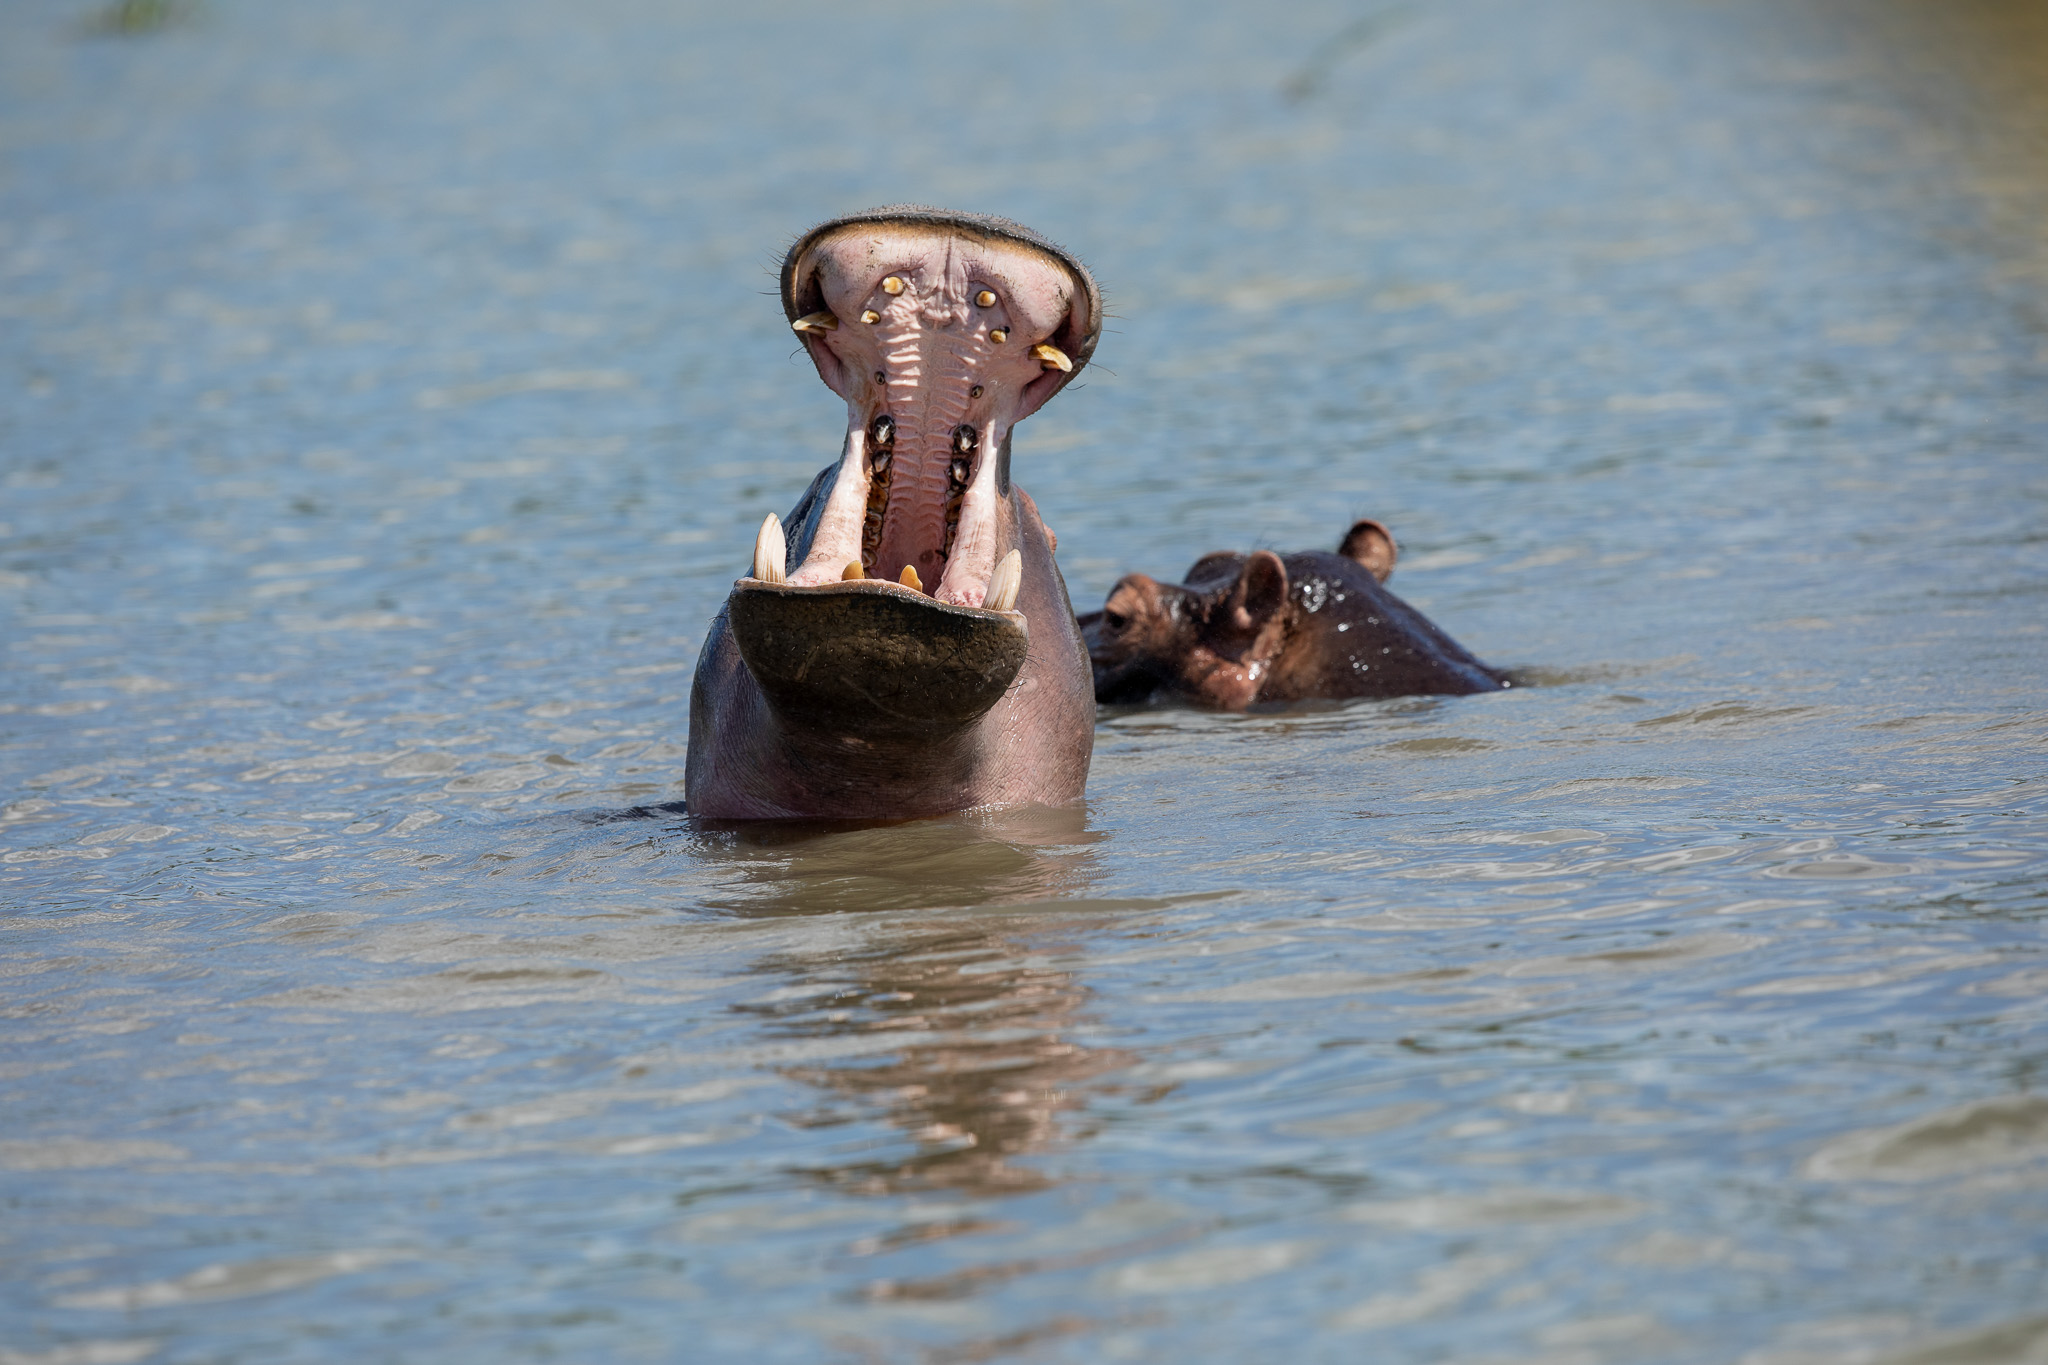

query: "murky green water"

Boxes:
[4, 0, 2046, 1360]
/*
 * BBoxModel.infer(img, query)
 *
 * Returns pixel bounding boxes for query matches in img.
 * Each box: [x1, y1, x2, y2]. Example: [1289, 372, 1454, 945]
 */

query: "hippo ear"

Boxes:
[1338, 519, 1398, 583]
[1226, 550, 1290, 644]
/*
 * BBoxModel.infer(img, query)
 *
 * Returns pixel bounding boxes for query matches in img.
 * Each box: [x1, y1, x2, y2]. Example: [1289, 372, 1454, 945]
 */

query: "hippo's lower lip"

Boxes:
[726, 577, 1029, 738]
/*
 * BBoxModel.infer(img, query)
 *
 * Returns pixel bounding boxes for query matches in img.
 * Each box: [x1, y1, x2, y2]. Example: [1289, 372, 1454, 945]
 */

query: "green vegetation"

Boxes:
[85, 0, 197, 36]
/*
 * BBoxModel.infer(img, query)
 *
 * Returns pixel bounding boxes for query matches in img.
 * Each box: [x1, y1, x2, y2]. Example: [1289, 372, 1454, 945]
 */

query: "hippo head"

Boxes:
[1080, 519, 1502, 710]
[686, 208, 1102, 819]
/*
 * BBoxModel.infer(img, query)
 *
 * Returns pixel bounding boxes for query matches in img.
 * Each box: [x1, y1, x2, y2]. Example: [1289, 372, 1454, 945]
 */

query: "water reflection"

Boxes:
[700, 806, 1128, 1195]
[683, 804, 1107, 918]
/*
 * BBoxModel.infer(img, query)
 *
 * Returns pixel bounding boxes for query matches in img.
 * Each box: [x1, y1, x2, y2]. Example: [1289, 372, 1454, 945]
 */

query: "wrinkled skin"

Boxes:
[686, 208, 1100, 819]
[1079, 520, 1509, 709]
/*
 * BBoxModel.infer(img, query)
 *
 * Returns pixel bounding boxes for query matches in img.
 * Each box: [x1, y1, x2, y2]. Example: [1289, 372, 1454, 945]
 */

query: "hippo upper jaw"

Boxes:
[776, 209, 1098, 607]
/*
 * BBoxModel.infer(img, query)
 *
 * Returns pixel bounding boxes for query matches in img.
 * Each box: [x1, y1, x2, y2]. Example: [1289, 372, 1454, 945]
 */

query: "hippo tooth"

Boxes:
[899, 564, 923, 592]
[753, 513, 787, 583]
[985, 549, 1022, 613]
[882, 275, 905, 295]
[842, 561, 865, 580]
[791, 310, 839, 334]
[1031, 343, 1073, 373]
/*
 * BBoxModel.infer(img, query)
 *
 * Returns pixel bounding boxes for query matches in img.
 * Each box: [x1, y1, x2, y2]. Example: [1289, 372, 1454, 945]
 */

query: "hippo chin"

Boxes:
[685, 208, 1100, 820]
[1079, 520, 1509, 709]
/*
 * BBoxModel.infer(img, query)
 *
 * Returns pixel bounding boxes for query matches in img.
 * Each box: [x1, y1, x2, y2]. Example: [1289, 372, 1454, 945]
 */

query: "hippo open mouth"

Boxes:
[688, 208, 1102, 819]
[749, 207, 1098, 602]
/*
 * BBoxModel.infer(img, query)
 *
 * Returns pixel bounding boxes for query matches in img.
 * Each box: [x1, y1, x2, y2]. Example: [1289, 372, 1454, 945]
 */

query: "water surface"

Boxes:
[3, 0, 2046, 1360]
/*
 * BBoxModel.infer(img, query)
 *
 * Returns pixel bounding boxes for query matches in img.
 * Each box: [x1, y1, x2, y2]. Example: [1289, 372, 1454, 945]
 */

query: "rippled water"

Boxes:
[5, 0, 2047, 1360]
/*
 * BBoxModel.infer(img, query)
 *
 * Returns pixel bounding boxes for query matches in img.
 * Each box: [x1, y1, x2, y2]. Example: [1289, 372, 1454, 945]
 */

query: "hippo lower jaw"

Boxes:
[726, 574, 1029, 738]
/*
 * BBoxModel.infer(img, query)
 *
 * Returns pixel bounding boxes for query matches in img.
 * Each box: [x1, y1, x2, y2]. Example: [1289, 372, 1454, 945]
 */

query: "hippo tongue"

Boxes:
[778, 213, 1096, 607]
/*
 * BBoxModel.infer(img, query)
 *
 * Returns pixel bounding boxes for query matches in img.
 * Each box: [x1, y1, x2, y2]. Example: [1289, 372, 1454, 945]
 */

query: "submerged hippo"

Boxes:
[1079, 520, 1509, 708]
[686, 207, 1100, 819]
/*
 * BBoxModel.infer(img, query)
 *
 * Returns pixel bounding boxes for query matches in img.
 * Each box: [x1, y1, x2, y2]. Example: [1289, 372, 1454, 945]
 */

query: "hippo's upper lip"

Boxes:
[767, 208, 1097, 608]
[781, 205, 1102, 395]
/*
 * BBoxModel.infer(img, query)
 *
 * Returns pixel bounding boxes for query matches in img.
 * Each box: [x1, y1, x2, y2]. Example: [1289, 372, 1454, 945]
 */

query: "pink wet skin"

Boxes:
[786, 223, 1083, 604]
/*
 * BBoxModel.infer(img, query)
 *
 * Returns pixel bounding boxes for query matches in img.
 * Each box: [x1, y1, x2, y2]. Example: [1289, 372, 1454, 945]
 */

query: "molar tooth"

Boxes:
[899, 564, 923, 592]
[882, 276, 905, 295]
[975, 289, 996, 308]
[985, 550, 1022, 613]
[950, 458, 970, 484]
[790, 311, 839, 334]
[860, 309, 881, 324]
[752, 513, 787, 583]
[990, 328, 1008, 344]
[1031, 343, 1073, 373]
[842, 561, 866, 581]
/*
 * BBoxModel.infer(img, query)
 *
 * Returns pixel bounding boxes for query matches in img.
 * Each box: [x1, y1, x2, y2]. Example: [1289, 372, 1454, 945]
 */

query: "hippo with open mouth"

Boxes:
[1079, 520, 1510, 709]
[685, 208, 1100, 819]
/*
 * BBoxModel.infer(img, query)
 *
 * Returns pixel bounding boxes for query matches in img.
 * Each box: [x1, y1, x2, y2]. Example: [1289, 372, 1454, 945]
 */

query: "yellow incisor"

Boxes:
[1031, 343, 1073, 373]
[842, 561, 865, 581]
[898, 564, 923, 592]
